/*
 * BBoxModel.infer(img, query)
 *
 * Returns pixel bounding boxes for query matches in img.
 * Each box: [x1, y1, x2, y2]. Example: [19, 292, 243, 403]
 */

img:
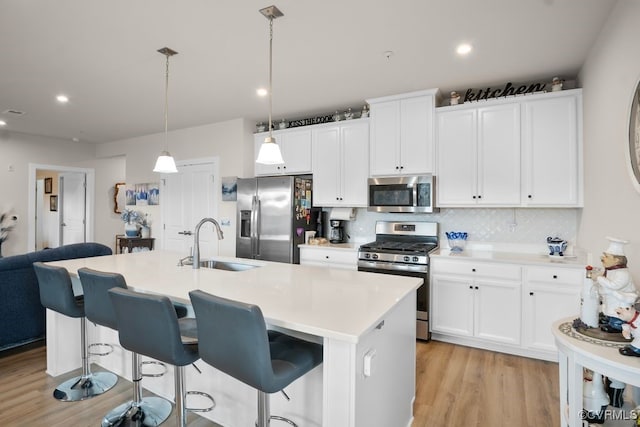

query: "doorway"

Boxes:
[28, 164, 95, 252]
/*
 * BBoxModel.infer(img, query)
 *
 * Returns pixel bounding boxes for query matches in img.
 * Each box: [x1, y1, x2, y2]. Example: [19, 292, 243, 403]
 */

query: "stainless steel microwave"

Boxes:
[367, 175, 437, 213]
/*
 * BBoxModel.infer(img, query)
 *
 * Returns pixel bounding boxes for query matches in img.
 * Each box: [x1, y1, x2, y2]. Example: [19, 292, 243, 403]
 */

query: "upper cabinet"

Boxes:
[254, 127, 312, 176]
[312, 120, 369, 207]
[521, 92, 583, 206]
[367, 89, 438, 176]
[436, 89, 583, 208]
[437, 103, 521, 206]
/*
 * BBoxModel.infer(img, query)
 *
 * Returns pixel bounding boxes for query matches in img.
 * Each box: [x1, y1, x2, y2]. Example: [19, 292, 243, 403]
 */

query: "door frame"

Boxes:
[28, 163, 95, 252]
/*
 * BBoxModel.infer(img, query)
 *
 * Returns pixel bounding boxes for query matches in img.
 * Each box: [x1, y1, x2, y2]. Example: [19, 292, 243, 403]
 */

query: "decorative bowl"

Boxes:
[445, 231, 468, 253]
[546, 236, 568, 256]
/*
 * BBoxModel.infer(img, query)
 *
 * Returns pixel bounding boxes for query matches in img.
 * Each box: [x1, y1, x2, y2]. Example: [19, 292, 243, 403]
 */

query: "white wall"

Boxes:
[0, 131, 96, 256]
[577, 0, 640, 280]
[96, 118, 254, 257]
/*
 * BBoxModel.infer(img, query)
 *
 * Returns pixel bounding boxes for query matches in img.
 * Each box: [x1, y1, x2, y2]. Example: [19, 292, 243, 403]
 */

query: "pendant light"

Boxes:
[153, 47, 179, 174]
[255, 5, 285, 165]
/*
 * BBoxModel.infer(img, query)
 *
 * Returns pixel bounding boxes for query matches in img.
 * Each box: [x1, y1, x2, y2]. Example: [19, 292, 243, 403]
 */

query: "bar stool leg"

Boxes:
[256, 391, 297, 427]
[102, 352, 172, 427]
[53, 317, 118, 402]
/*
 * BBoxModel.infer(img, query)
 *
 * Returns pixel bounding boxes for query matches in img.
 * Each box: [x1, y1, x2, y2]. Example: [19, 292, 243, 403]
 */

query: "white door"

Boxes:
[59, 172, 86, 245]
[162, 160, 219, 258]
[36, 179, 45, 250]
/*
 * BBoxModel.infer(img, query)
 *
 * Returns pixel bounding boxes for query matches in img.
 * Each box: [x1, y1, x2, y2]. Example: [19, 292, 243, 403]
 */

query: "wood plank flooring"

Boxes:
[0, 340, 559, 426]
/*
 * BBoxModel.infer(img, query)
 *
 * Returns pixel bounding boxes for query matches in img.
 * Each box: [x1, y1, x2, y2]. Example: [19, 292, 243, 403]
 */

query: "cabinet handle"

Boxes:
[477, 195, 482, 199]
[553, 275, 558, 279]
[395, 166, 399, 170]
[277, 166, 281, 170]
[529, 292, 534, 296]
[469, 285, 473, 289]
[528, 195, 532, 199]
[325, 256, 329, 259]
[475, 286, 479, 290]
[472, 268, 476, 272]
[400, 166, 404, 169]
[336, 197, 339, 201]
[472, 196, 476, 199]
[340, 197, 343, 201]
[283, 166, 286, 169]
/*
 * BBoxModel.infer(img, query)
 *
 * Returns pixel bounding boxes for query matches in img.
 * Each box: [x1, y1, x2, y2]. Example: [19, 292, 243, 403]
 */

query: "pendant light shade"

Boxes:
[153, 47, 179, 174]
[256, 5, 285, 165]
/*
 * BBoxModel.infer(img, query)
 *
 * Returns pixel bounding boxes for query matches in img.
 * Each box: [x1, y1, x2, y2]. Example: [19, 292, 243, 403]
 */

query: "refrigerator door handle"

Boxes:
[251, 195, 258, 257]
[255, 197, 261, 257]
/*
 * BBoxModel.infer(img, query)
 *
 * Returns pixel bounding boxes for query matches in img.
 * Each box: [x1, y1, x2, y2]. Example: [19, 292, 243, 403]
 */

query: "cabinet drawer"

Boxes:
[300, 247, 357, 267]
[431, 258, 521, 280]
[526, 266, 583, 285]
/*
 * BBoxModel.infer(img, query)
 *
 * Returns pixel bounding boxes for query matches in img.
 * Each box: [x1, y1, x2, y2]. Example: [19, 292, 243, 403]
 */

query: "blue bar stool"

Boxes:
[189, 289, 323, 427]
[33, 262, 118, 402]
[78, 267, 175, 427]
[109, 287, 215, 427]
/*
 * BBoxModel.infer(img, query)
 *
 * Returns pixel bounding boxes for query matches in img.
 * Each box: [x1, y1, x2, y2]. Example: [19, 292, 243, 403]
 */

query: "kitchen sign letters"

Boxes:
[463, 81, 548, 102]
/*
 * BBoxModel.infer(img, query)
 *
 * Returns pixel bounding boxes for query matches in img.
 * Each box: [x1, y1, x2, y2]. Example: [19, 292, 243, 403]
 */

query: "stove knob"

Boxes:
[404, 256, 410, 262]
[413, 256, 419, 262]
[364, 253, 370, 259]
[372, 254, 379, 260]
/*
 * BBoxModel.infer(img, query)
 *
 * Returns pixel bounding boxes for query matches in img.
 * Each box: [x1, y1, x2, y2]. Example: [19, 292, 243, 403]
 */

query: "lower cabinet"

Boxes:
[430, 256, 582, 361]
[431, 259, 521, 346]
[299, 245, 358, 270]
[523, 266, 583, 353]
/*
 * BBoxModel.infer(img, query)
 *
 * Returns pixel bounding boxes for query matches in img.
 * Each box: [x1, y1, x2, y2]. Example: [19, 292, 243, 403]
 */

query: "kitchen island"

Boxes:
[46, 250, 421, 427]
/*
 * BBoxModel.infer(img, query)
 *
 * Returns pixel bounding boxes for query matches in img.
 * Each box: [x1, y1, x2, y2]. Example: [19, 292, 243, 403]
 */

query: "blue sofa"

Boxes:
[0, 242, 112, 352]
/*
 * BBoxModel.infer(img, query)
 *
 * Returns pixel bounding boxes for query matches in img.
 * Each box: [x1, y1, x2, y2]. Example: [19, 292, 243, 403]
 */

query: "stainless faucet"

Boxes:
[192, 218, 224, 269]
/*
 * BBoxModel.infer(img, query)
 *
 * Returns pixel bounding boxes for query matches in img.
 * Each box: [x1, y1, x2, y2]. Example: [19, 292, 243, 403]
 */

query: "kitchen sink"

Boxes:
[198, 260, 259, 272]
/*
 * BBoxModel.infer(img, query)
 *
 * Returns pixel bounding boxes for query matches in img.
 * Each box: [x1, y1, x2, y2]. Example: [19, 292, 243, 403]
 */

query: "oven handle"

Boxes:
[357, 260, 428, 274]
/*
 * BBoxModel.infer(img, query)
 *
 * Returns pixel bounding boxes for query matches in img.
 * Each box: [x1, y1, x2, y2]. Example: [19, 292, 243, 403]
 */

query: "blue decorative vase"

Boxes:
[124, 222, 138, 237]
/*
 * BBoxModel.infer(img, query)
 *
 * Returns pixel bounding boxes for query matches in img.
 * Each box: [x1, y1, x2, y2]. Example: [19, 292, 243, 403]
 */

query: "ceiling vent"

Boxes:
[2, 109, 26, 116]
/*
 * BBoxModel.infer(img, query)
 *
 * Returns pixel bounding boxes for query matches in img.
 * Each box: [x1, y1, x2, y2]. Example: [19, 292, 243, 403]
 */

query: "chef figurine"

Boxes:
[596, 237, 639, 333]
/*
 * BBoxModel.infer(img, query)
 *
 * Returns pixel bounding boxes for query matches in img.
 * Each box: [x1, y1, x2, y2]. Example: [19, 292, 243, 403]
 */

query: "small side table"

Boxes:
[115, 235, 155, 254]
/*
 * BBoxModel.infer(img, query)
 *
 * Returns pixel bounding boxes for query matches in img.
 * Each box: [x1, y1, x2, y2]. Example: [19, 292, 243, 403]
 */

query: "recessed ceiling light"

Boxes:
[456, 43, 473, 56]
[56, 94, 69, 103]
[0, 120, 6, 126]
[72, 137, 80, 142]
[256, 88, 268, 97]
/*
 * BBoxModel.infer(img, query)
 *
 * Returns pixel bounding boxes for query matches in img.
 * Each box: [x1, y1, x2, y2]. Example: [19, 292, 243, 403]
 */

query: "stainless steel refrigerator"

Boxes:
[236, 175, 317, 264]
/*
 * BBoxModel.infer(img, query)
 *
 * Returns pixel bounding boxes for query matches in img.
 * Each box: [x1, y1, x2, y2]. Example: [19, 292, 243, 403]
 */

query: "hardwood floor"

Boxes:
[0, 340, 559, 426]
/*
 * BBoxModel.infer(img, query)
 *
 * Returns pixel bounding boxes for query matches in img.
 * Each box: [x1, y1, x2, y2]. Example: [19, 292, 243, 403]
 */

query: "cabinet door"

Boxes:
[522, 93, 581, 206]
[436, 109, 477, 205]
[474, 280, 521, 345]
[431, 275, 474, 337]
[369, 101, 401, 176]
[312, 126, 341, 206]
[523, 284, 580, 352]
[477, 104, 521, 205]
[340, 121, 369, 207]
[400, 95, 434, 175]
[280, 128, 312, 174]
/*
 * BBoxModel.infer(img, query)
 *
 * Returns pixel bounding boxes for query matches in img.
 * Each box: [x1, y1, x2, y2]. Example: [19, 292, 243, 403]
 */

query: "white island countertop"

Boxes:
[49, 250, 420, 343]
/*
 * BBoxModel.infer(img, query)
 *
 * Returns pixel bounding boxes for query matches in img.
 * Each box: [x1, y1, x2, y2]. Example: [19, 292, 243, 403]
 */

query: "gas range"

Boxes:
[358, 221, 439, 269]
[357, 221, 438, 341]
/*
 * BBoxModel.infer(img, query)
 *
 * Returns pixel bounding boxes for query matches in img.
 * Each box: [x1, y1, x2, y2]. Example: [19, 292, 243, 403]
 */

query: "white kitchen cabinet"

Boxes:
[436, 103, 521, 206]
[521, 90, 583, 206]
[523, 265, 583, 352]
[312, 120, 369, 207]
[299, 245, 358, 270]
[368, 89, 438, 176]
[431, 258, 522, 346]
[254, 127, 312, 176]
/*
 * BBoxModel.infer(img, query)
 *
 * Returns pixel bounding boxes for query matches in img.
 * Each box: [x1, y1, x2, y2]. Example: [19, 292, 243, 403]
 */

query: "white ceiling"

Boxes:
[0, 0, 617, 144]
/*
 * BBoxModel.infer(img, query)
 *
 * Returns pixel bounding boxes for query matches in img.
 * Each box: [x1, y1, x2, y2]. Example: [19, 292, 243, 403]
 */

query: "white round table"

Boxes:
[552, 317, 640, 426]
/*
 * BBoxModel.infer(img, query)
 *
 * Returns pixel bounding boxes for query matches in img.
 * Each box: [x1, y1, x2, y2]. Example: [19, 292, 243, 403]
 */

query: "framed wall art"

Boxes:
[44, 177, 53, 194]
[50, 195, 58, 212]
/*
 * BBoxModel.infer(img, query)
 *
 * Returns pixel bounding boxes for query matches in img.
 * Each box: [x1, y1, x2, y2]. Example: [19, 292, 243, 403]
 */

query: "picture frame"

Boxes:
[221, 176, 237, 201]
[629, 78, 640, 193]
[50, 195, 58, 212]
[44, 177, 53, 194]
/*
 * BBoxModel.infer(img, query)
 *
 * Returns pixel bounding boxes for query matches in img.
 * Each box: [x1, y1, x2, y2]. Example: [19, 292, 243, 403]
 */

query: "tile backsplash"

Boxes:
[340, 207, 579, 249]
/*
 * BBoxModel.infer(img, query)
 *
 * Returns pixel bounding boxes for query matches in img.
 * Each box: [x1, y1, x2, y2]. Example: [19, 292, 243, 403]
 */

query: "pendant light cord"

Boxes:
[268, 16, 274, 140]
[164, 53, 170, 150]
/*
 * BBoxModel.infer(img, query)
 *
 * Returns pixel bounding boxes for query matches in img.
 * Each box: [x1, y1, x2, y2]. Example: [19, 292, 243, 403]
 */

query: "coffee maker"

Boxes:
[329, 220, 346, 244]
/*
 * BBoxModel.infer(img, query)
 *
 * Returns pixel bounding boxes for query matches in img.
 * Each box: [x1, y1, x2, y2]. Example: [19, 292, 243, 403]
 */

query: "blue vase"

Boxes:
[124, 222, 138, 237]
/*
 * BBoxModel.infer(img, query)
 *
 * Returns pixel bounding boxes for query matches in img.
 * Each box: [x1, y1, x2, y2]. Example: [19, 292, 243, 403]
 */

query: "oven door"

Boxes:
[357, 262, 430, 340]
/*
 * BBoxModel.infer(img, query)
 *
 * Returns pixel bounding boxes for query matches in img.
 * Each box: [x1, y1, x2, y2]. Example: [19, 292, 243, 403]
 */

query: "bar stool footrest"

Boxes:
[255, 416, 298, 427]
[140, 360, 167, 378]
[186, 390, 216, 413]
[88, 342, 115, 357]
